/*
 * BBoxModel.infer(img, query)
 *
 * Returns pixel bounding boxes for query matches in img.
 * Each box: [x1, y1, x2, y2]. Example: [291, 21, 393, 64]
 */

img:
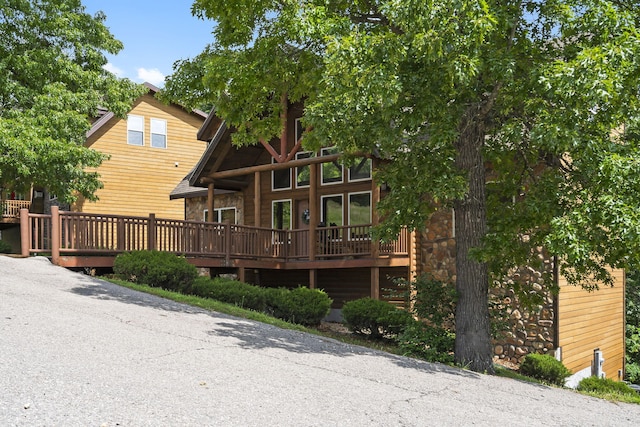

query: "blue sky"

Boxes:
[82, 1, 215, 86]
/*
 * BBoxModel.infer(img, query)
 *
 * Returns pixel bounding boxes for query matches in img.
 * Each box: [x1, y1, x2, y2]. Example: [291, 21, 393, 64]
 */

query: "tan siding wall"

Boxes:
[77, 94, 206, 220]
[558, 268, 625, 380]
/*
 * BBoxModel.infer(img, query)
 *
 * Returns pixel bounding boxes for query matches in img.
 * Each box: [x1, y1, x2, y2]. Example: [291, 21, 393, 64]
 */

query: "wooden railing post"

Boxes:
[20, 208, 30, 257]
[51, 206, 60, 265]
[148, 213, 156, 250]
[224, 223, 231, 266]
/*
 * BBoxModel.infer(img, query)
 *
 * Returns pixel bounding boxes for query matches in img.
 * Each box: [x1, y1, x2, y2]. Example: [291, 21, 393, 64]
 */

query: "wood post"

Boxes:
[254, 171, 261, 227]
[371, 166, 381, 258]
[309, 269, 317, 289]
[309, 163, 318, 260]
[20, 208, 29, 257]
[371, 267, 380, 300]
[207, 183, 215, 222]
[224, 223, 231, 266]
[51, 206, 60, 265]
[148, 213, 156, 250]
[238, 267, 245, 282]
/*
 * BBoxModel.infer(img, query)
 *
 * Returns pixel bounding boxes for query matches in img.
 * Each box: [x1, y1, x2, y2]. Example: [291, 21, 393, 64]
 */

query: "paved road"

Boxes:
[1, 256, 639, 426]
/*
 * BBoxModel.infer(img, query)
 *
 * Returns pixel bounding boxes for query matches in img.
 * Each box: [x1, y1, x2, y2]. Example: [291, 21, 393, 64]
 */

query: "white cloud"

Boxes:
[137, 68, 165, 86]
[103, 62, 124, 77]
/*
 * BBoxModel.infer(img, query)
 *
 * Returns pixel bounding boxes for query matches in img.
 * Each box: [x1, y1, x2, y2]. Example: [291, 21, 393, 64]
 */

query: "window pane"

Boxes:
[296, 151, 312, 187]
[273, 168, 291, 189]
[349, 192, 371, 225]
[151, 133, 166, 148]
[219, 208, 236, 224]
[321, 147, 343, 184]
[272, 200, 291, 230]
[128, 130, 143, 146]
[321, 195, 343, 226]
[349, 158, 372, 181]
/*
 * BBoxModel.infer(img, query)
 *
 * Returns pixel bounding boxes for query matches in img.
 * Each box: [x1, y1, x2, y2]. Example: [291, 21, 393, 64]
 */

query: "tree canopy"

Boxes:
[165, 0, 640, 372]
[0, 0, 144, 203]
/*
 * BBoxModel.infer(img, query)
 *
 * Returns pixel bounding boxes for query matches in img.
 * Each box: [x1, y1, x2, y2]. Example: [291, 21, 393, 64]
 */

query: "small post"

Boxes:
[51, 206, 60, 265]
[224, 223, 231, 266]
[20, 208, 30, 257]
[148, 213, 156, 250]
[371, 267, 380, 300]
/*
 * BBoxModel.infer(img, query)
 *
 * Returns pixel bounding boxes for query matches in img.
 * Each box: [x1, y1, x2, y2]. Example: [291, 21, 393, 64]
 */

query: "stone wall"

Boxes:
[418, 209, 557, 366]
[185, 193, 244, 223]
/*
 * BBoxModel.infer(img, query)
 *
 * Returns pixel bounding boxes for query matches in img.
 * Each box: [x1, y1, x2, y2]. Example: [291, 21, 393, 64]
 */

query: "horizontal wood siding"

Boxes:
[557, 268, 625, 380]
[79, 94, 205, 220]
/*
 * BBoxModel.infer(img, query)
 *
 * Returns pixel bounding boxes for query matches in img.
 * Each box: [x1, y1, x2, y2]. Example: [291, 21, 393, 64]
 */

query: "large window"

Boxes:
[150, 118, 167, 148]
[321, 147, 343, 185]
[127, 115, 144, 146]
[203, 207, 237, 223]
[272, 159, 291, 191]
[349, 192, 372, 225]
[295, 151, 312, 188]
[349, 157, 372, 182]
[272, 199, 291, 230]
[321, 194, 343, 226]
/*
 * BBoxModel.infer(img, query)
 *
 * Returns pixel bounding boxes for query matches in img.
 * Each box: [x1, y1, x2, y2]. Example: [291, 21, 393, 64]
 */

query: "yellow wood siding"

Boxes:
[557, 268, 625, 380]
[77, 94, 206, 220]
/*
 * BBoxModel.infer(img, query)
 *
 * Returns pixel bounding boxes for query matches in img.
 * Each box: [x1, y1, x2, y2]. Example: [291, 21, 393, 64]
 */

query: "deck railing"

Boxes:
[2, 200, 31, 218]
[20, 207, 409, 263]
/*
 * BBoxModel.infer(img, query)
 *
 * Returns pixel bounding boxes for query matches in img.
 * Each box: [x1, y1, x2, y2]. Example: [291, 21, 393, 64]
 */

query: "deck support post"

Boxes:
[238, 267, 245, 282]
[371, 267, 380, 300]
[20, 208, 30, 257]
[51, 206, 60, 265]
[309, 269, 317, 289]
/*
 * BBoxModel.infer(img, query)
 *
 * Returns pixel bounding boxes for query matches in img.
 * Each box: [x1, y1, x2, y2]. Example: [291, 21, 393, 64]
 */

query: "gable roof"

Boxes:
[86, 82, 208, 139]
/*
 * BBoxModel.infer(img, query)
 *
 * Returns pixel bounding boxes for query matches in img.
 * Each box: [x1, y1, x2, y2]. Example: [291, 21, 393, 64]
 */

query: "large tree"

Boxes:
[165, 0, 640, 372]
[0, 0, 144, 203]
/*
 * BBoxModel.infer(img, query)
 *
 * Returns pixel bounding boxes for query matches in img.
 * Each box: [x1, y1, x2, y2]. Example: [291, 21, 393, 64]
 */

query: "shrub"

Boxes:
[519, 353, 571, 386]
[396, 319, 455, 364]
[113, 250, 197, 292]
[0, 240, 12, 253]
[191, 277, 267, 311]
[394, 274, 456, 326]
[266, 286, 332, 326]
[342, 297, 412, 339]
[578, 376, 639, 397]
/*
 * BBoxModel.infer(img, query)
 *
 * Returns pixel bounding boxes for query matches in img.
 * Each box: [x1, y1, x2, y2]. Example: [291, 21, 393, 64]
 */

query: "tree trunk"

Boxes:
[453, 109, 493, 373]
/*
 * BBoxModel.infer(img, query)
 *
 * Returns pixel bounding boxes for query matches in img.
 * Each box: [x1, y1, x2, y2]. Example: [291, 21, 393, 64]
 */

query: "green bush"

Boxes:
[0, 240, 12, 253]
[191, 277, 267, 311]
[578, 376, 638, 396]
[519, 353, 571, 386]
[266, 286, 332, 326]
[397, 319, 455, 363]
[342, 297, 412, 339]
[113, 250, 197, 292]
[395, 274, 457, 326]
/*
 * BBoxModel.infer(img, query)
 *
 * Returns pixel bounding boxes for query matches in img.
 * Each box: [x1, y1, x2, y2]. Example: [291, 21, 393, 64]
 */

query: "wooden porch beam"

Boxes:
[200, 153, 341, 183]
[207, 183, 215, 222]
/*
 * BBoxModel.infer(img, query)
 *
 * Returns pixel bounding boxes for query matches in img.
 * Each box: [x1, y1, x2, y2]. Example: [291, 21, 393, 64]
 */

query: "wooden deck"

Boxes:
[19, 208, 410, 270]
[1, 200, 31, 223]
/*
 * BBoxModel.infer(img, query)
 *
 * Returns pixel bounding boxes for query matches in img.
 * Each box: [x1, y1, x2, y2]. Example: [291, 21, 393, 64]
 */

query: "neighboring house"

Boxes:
[73, 82, 207, 219]
[171, 102, 625, 383]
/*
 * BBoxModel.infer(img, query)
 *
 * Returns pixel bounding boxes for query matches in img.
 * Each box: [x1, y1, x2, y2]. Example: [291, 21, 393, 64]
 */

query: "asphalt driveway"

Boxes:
[1, 255, 639, 426]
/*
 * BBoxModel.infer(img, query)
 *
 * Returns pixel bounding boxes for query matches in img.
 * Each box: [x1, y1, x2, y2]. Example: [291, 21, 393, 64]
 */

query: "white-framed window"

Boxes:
[321, 147, 343, 185]
[150, 118, 167, 148]
[321, 194, 343, 226]
[203, 207, 237, 223]
[348, 157, 372, 182]
[127, 114, 144, 146]
[348, 191, 372, 225]
[295, 151, 312, 188]
[272, 199, 292, 230]
[272, 158, 291, 191]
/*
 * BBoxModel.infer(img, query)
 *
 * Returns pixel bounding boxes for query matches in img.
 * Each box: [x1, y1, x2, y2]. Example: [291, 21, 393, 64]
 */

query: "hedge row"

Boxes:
[112, 251, 332, 326]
